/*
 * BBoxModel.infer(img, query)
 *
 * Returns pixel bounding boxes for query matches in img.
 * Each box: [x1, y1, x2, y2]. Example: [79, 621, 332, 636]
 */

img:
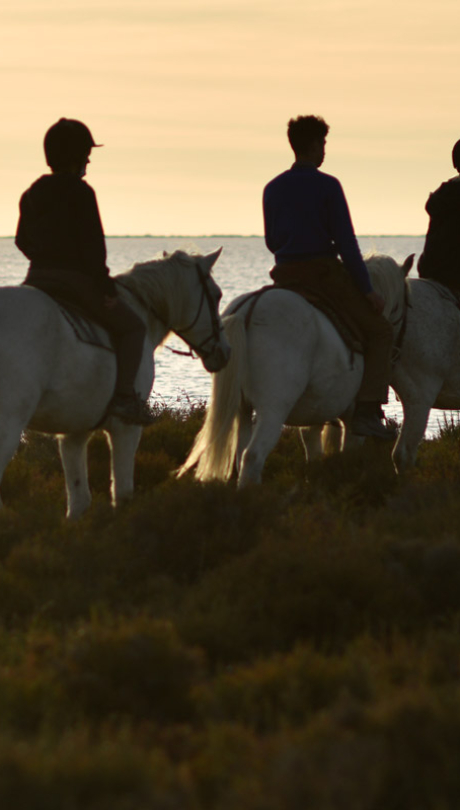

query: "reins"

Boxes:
[391, 277, 460, 365]
[391, 279, 412, 364]
[226, 285, 278, 328]
[421, 279, 460, 308]
[173, 261, 224, 360]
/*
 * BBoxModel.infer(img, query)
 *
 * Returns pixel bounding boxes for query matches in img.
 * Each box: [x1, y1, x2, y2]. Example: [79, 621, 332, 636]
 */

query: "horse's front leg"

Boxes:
[392, 399, 432, 474]
[59, 432, 92, 519]
[392, 386, 442, 477]
[106, 423, 143, 507]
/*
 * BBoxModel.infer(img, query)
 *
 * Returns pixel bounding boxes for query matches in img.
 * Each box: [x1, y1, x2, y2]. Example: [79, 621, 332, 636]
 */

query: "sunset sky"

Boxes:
[1, 0, 459, 236]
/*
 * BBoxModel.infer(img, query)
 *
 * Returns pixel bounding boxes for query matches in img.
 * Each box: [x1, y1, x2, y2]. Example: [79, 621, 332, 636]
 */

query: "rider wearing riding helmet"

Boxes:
[15, 118, 155, 425]
[418, 139, 460, 291]
[263, 114, 396, 440]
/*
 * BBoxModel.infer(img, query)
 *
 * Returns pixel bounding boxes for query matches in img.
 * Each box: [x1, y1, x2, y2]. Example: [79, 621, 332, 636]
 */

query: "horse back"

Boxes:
[225, 286, 353, 352]
[0, 285, 112, 348]
[0, 285, 62, 337]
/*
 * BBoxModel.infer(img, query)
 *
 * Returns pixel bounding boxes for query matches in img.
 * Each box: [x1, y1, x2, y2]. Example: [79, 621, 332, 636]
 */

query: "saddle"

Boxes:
[22, 282, 115, 353]
[274, 281, 365, 354]
[421, 278, 460, 308]
[55, 297, 115, 353]
[232, 281, 364, 355]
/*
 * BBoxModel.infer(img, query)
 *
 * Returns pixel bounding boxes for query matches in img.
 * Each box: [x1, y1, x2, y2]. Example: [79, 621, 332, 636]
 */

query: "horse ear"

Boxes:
[402, 253, 415, 276]
[199, 247, 223, 275]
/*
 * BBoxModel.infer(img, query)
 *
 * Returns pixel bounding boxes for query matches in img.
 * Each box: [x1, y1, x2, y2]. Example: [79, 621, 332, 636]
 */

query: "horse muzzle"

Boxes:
[202, 344, 231, 372]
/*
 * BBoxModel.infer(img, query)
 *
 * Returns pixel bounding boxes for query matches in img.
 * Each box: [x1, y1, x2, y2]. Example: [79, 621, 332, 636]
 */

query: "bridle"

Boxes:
[171, 261, 224, 360]
[118, 260, 223, 361]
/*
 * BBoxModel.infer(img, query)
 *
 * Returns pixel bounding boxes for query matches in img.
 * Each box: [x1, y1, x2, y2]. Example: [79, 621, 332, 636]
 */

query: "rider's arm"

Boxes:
[73, 183, 117, 296]
[327, 179, 373, 295]
[15, 193, 34, 260]
[262, 185, 278, 255]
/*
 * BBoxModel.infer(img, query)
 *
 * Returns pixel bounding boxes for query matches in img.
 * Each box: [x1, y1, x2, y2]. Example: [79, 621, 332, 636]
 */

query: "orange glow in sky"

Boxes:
[2, 0, 460, 235]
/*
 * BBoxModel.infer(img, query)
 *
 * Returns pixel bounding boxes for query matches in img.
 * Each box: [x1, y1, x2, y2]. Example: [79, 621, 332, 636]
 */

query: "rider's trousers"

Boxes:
[271, 256, 393, 404]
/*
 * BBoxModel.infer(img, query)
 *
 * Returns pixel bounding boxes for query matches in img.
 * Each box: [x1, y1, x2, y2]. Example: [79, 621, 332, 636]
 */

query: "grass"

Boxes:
[1, 407, 460, 806]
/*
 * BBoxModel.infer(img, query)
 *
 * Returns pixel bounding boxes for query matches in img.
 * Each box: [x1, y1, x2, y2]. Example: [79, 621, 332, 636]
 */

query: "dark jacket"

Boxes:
[418, 176, 460, 289]
[263, 163, 372, 294]
[15, 173, 116, 296]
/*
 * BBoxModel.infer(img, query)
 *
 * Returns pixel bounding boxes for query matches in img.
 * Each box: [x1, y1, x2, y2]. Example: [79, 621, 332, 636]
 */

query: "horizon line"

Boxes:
[0, 233, 424, 239]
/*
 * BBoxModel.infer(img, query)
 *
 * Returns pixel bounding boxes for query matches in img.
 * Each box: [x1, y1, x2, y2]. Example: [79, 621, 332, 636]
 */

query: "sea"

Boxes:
[0, 235, 452, 439]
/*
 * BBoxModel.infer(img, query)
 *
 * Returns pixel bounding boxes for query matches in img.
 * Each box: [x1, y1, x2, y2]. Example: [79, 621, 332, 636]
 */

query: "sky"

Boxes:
[1, 0, 460, 236]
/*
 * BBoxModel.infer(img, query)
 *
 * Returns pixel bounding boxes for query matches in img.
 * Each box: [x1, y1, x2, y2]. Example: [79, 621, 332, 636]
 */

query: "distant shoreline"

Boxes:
[0, 234, 424, 240]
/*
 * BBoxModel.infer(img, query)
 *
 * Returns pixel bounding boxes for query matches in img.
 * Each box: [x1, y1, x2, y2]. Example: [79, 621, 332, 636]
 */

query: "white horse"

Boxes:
[391, 276, 460, 472]
[0, 248, 230, 517]
[178, 253, 413, 486]
[313, 272, 460, 474]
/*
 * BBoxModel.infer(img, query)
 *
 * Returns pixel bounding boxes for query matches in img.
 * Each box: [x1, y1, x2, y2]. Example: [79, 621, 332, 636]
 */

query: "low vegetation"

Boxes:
[1, 402, 460, 808]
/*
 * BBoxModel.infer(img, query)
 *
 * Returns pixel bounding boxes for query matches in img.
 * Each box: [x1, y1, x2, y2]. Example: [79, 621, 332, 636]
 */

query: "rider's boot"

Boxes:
[107, 391, 158, 426]
[351, 401, 397, 440]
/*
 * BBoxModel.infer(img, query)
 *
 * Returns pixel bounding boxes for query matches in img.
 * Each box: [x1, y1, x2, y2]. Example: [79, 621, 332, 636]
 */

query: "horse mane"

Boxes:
[364, 252, 409, 317]
[114, 249, 200, 331]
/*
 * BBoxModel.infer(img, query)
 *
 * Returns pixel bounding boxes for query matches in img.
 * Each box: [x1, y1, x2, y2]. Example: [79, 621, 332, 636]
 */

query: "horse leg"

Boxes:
[322, 421, 348, 454]
[299, 425, 325, 462]
[391, 371, 443, 473]
[0, 420, 28, 508]
[392, 399, 432, 474]
[106, 424, 143, 506]
[236, 401, 253, 475]
[59, 432, 92, 519]
[238, 411, 285, 487]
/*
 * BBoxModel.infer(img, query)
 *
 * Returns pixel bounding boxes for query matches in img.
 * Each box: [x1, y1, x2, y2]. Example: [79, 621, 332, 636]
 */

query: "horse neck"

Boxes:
[114, 285, 160, 349]
[116, 260, 184, 345]
[367, 259, 406, 327]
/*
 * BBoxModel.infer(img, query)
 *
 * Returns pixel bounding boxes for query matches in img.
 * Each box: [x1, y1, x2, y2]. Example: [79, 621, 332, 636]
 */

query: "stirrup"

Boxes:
[108, 393, 158, 426]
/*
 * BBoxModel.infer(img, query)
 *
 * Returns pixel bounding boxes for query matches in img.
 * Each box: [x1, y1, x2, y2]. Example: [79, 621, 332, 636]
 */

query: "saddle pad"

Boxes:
[58, 301, 115, 352]
[282, 284, 365, 354]
[233, 284, 364, 355]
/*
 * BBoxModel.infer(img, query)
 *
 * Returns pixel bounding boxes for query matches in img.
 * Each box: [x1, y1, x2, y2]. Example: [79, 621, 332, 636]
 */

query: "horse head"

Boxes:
[171, 249, 231, 373]
[116, 248, 231, 373]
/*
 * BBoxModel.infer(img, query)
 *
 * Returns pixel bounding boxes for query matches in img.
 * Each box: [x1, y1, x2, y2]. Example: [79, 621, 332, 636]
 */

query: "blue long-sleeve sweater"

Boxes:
[263, 163, 372, 294]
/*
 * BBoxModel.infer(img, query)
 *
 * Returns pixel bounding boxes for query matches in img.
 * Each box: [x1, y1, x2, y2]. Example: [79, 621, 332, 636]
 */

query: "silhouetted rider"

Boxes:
[418, 140, 460, 291]
[263, 114, 396, 440]
[15, 118, 155, 425]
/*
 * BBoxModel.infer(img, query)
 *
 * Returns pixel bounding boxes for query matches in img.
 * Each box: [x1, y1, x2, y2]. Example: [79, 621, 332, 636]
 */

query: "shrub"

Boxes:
[58, 616, 204, 723]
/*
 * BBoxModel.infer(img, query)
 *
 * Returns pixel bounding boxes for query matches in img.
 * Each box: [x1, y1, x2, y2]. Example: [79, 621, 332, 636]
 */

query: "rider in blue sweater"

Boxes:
[263, 115, 395, 440]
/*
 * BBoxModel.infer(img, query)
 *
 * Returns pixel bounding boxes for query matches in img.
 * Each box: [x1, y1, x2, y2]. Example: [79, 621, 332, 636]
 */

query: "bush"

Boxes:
[0, 407, 460, 806]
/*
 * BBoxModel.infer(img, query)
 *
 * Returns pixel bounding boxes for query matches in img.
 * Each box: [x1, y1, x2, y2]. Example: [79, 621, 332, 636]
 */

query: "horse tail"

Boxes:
[177, 313, 248, 481]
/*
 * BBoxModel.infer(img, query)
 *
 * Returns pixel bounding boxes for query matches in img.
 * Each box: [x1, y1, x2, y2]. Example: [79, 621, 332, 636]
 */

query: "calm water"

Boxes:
[0, 235, 452, 438]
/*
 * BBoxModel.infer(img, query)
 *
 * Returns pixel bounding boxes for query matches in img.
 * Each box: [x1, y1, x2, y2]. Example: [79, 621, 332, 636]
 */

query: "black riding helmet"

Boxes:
[44, 118, 102, 171]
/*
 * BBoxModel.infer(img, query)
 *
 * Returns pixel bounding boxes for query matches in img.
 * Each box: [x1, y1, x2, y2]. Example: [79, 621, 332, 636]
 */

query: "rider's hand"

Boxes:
[365, 290, 385, 314]
[103, 295, 118, 309]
